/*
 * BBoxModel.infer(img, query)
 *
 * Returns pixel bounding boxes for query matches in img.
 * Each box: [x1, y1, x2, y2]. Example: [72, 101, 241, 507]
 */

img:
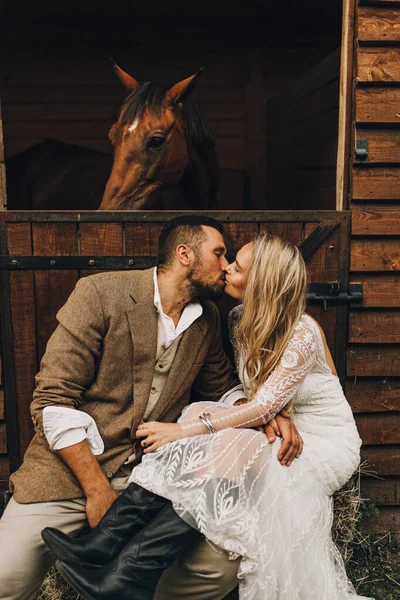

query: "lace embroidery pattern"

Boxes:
[181, 313, 318, 435]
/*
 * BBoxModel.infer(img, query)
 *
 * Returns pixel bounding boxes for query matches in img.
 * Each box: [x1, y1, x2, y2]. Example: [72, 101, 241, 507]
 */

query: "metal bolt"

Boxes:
[11, 259, 17, 265]
[89, 259, 95, 266]
[128, 259, 134, 266]
[329, 245, 335, 252]
[50, 260, 56, 265]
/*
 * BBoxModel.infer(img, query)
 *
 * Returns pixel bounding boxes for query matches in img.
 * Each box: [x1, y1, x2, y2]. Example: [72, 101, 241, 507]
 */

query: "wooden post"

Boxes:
[336, 0, 356, 211]
[0, 101, 6, 211]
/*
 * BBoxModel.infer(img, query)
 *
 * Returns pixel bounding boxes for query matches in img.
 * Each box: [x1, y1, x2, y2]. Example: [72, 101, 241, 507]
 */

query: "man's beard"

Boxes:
[187, 267, 225, 301]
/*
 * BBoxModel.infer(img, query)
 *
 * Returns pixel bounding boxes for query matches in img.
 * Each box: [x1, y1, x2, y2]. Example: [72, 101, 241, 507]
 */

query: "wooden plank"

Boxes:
[0, 455, 10, 483]
[361, 506, 400, 533]
[352, 204, 400, 235]
[284, 79, 339, 127]
[3, 100, 244, 126]
[348, 345, 400, 376]
[356, 413, 400, 445]
[337, 0, 356, 211]
[216, 138, 245, 170]
[79, 223, 124, 255]
[361, 477, 400, 506]
[3, 121, 246, 158]
[0, 102, 6, 211]
[218, 170, 246, 210]
[32, 223, 79, 362]
[347, 377, 400, 412]
[361, 446, 400, 477]
[244, 49, 266, 209]
[350, 274, 400, 307]
[349, 310, 400, 343]
[148, 224, 164, 255]
[125, 224, 151, 256]
[7, 223, 37, 457]
[0, 423, 6, 454]
[358, 6, 400, 42]
[278, 48, 340, 106]
[305, 225, 341, 281]
[356, 88, 400, 124]
[79, 223, 124, 279]
[350, 239, 400, 271]
[357, 47, 400, 83]
[1, 83, 245, 106]
[259, 223, 303, 245]
[0, 389, 4, 420]
[299, 221, 339, 260]
[356, 128, 400, 165]
[3, 210, 344, 224]
[222, 223, 259, 256]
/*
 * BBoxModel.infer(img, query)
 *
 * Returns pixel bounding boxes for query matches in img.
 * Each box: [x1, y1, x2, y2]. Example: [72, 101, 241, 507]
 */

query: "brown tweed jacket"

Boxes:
[10, 269, 236, 503]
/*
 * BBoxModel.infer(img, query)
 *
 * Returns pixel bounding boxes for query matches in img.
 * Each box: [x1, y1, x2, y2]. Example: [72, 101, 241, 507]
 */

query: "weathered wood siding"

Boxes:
[267, 50, 341, 210]
[349, 0, 400, 532]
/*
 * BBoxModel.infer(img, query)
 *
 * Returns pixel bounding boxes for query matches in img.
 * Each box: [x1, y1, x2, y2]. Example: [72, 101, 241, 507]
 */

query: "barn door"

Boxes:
[0, 210, 353, 477]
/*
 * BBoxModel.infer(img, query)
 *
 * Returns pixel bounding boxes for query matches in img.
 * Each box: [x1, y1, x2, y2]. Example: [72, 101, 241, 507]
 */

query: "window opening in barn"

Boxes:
[1, 1, 343, 211]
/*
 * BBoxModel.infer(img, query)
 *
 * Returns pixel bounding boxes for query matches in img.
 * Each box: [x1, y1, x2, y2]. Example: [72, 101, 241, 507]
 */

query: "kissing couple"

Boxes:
[0, 216, 370, 600]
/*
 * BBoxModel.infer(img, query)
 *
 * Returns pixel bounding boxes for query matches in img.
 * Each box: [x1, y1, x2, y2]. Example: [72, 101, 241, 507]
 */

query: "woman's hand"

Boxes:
[136, 421, 184, 453]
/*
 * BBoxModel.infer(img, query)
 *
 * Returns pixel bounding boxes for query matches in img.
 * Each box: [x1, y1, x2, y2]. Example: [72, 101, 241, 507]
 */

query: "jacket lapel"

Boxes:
[127, 270, 158, 429]
[147, 316, 207, 422]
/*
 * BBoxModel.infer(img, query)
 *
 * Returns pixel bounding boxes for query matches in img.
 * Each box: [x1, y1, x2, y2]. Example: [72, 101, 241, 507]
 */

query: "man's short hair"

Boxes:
[157, 215, 223, 270]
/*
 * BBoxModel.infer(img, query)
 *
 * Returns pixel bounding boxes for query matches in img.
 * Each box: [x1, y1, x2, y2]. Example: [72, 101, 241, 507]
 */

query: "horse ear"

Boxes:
[165, 67, 204, 105]
[112, 61, 140, 92]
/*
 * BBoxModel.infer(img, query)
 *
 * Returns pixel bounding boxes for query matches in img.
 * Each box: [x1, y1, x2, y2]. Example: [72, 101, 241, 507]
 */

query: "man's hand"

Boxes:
[86, 486, 118, 528]
[258, 410, 303, 467]
[58, 440, 118, 528]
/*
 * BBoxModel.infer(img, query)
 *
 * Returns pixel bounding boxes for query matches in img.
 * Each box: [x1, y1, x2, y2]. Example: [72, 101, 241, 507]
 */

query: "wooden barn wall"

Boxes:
[0, 23, 339, 210]
[267, 49, 340, 211]
[348, 0, 400, 532]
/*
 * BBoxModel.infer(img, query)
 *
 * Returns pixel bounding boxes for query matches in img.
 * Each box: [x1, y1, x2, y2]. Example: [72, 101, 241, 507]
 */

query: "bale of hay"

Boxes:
[38, 469, 364, 600]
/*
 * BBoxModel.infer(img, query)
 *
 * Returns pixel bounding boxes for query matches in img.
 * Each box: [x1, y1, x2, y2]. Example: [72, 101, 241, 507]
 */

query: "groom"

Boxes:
[0, 215, 302, 600]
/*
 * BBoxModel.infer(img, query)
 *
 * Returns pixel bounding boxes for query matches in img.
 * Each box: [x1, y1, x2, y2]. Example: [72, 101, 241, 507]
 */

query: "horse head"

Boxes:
[99, 64, 210, 210]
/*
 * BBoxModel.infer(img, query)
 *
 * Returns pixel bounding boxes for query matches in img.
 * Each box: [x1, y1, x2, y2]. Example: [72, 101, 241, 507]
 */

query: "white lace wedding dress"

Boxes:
[131, 312, 372, 599]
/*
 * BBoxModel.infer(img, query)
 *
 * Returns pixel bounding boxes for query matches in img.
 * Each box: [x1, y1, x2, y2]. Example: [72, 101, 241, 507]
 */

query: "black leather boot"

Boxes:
[41, 482, 167, 567]
[56, 502, 201, 600]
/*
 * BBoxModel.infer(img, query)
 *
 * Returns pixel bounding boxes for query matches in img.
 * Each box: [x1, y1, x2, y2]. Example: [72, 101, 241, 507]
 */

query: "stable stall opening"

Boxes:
[0, 1, 343, 211]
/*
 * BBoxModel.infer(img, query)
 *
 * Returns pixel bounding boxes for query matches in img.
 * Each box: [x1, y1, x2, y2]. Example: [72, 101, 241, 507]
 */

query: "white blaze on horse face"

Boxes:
[128, 119, 139, 133]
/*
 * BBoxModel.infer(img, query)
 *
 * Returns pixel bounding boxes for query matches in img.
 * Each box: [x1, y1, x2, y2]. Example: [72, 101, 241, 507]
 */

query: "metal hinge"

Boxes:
[306, 283, 363, 311]
[355, 139, 368, 162]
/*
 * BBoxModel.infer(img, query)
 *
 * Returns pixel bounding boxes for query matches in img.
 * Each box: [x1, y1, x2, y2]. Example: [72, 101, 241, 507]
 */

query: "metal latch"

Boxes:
[306, 283, 363, 311]
[355, 139, 368, 162]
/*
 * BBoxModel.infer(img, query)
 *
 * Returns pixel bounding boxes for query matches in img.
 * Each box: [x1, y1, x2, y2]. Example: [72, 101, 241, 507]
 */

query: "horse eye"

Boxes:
[147, 136, 165, 149]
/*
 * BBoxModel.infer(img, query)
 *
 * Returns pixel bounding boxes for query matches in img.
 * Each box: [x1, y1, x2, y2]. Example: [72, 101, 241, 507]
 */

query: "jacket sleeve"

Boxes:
[181, 317, 318, 435]
[190, 303, 238, 403]
[30, 276, 106, 436]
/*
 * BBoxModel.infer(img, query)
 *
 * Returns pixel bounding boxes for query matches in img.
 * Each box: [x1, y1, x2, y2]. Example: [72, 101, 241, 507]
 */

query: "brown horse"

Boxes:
[5, 66, 219, 211]
[100, 64, 219, 210]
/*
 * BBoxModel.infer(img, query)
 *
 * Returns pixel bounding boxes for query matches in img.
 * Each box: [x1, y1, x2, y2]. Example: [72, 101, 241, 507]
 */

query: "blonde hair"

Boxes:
[237, 233, 307, 398]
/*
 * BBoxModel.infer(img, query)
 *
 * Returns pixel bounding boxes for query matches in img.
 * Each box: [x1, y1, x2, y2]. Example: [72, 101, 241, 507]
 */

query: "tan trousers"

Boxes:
[0, 477, 239, 600]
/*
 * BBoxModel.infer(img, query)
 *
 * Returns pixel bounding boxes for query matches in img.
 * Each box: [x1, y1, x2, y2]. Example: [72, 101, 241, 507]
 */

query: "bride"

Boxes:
[42, 233, 371, 600]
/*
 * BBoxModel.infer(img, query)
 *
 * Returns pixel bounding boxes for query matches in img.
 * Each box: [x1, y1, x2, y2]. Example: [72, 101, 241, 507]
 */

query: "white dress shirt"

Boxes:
[43, 269, 204, 453]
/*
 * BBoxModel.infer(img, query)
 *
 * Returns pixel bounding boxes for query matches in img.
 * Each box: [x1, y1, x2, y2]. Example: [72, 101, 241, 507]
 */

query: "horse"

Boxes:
[5, 65, 220, 211]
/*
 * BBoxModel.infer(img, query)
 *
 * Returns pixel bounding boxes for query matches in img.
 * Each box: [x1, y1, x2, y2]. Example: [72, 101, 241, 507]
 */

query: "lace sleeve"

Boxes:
[180, 316, 318, 436]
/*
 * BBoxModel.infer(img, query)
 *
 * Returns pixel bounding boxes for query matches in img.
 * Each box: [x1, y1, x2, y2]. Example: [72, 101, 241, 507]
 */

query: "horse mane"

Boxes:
[120, 81, 215, 147]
